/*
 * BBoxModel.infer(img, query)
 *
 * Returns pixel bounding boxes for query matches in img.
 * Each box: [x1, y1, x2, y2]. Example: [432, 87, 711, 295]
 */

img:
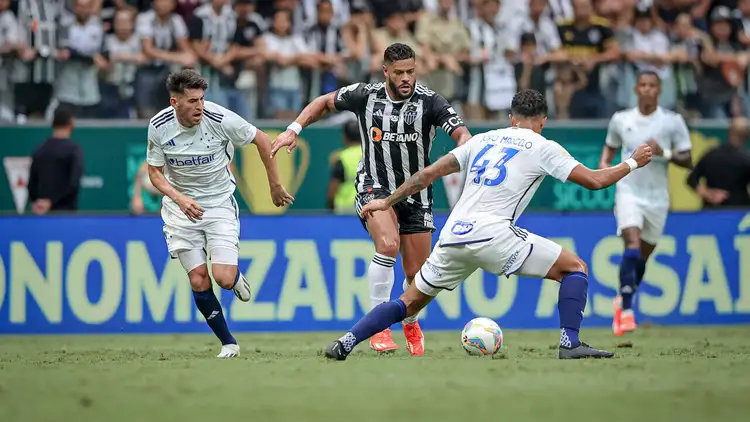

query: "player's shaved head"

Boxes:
[167, 69, 208, 127]
[509, 89, 548, 134]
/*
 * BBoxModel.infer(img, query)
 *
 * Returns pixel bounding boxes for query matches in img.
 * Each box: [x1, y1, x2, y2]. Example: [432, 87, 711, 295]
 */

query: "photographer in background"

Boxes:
[28, 107, 84, 214]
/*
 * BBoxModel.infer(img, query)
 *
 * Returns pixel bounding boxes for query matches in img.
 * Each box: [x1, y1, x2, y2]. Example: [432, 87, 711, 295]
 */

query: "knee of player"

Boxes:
[569, 257, 588, 277]
[188, 266, 211, 290]
[375, 237, 399, 257]
[211, 266, 238, 289]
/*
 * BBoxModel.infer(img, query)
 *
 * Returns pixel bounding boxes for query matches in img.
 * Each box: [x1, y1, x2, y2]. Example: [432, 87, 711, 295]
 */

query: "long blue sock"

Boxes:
[193, 288, 236, 345]
[559, 272, 588, 348]
[338, 300, 407, 353]
[635, 258, 647, 288]
[619, 248, 640, 310]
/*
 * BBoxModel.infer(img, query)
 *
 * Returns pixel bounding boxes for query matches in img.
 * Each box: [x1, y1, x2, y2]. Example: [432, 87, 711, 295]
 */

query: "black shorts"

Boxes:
[355, 189, 435, 235]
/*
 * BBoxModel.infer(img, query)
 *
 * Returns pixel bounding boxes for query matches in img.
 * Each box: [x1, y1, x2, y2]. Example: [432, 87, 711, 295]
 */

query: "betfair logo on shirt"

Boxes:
[168, 154, 216, 167]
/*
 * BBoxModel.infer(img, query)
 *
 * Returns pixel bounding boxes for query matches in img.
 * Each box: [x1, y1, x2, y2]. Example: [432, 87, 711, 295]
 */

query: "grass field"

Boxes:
[1, 326, 749, 422]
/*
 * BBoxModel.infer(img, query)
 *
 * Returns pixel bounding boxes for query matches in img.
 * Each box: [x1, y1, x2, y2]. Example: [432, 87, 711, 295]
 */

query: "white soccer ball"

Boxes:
[461, 317, 504, 356]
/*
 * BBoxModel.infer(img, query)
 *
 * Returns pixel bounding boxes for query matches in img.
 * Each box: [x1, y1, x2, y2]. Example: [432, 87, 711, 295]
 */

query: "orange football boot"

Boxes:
[403, 321, 424, 356]
[369, 328, 398, 352]
[613, 296, 637, 336]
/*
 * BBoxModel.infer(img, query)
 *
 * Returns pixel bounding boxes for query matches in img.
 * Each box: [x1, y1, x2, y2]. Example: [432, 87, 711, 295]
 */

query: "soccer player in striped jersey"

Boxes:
[146, 69, 293, 358]
[599, 71, 693, 336]
[271, 43, 473, 356]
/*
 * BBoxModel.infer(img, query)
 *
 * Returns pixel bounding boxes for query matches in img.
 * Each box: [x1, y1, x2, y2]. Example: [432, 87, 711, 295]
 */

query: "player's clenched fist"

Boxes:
[360, 199, 390, 219]
[175, 194, 204, 223]
[270, 129, 298, 158]
[270, 184, 295, 207]
[631, 144, 653, 168]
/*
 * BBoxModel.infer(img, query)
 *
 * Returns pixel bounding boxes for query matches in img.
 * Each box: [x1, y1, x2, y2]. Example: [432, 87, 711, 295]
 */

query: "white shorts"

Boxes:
[161, 196, 240, 264]
[414, 224, 563, 296]
[614, 193, 667, 245]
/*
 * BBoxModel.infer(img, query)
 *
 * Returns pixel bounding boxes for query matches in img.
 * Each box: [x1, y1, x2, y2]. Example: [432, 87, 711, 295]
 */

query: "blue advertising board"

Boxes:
[1, 211, 749, 334]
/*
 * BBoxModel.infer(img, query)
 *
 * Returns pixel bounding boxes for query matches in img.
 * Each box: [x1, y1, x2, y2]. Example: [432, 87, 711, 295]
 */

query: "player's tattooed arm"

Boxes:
[295, 92, 338, 128]
[386, 153, 461, 207]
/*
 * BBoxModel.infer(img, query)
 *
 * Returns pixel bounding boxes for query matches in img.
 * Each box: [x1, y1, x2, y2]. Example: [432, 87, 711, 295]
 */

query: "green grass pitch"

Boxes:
[1, 326, 749, 422]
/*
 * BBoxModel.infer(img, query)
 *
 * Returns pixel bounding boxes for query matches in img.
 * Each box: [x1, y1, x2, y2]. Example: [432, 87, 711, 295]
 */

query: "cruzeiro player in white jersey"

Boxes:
[323, 89, 653, 360]
[599, 71, 693, 337]
[146, 69, 294, 358]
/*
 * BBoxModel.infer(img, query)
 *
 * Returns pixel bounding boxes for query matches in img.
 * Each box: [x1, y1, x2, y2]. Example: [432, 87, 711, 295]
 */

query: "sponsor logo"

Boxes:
[425, 261, 442, 277]
[168, 154, 216, 167]
[451, 221, 474, 235]
[500, 247, 525, 275]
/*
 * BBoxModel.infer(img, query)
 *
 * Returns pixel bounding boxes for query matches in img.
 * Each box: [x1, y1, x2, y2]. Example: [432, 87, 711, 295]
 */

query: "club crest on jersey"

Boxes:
[451, 221, 473, 235]
[403, 103, 419, 125]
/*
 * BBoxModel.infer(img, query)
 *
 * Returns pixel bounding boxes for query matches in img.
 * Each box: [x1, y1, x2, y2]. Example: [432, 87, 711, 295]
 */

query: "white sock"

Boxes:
[402, 278, 420, 325]
[369, 253, 396, 310]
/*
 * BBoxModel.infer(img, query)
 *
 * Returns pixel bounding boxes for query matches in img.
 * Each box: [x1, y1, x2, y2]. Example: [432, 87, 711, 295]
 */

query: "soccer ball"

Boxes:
[461, 317, 503, 356]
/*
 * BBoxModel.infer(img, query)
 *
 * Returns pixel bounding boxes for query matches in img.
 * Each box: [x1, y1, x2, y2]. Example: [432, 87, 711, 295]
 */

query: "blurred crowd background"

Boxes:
[1, 0, 750, 124]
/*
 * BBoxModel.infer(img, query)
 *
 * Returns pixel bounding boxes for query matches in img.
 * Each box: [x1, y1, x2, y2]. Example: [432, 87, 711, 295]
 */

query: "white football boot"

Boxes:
[217, 344, 240, 358]
[232, 272, 252, 302]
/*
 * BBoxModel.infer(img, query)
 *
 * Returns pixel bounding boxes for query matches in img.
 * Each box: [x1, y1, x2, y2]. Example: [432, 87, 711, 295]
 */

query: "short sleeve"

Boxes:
[187, 16, 203, 41]
[429, 93, 466, 136]
[538, 141, 581, 182]
[600, 25, 615, 48]
[135, 13, 153, 39]
[222, 108, 258, 147]
[172, 15, 188, 40]
[671, 114, 692, 152]
[449, 140, 474, 172]
[331, 159, 345, 182]
[146, 125, 165, 167]
[333, 82, 368, 112]
[605, 114, 622, 148]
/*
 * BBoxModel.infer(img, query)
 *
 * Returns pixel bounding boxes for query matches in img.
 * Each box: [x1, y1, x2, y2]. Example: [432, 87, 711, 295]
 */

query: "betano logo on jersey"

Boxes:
[168, 154, 216, 167]
[369, 127, 419, 143]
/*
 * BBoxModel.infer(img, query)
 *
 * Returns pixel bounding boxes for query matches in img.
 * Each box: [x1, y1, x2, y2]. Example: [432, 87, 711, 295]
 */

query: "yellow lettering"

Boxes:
[591, 236, 621, 317]
[639, 237, 680, 317]
[734, 235, 750, 312]
[126, 242, 192, 323]
[331, 240, 373, 320]
[465, 271, 516, 319]
[536, 238, 593, 317]
[10, 242, 62, 323]
[231, 241, 277, 321]
[66, 241, 122, 324]
[681, 236, 733, 314]
[277, 240, 332, 321]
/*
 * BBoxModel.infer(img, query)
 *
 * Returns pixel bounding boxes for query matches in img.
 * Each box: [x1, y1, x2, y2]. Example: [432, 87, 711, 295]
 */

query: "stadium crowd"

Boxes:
[0, 0, 749, 123]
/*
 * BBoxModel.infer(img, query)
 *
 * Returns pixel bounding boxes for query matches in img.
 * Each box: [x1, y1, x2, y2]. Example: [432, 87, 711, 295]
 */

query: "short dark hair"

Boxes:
[52, 106, 75, 128]
[636, 70, 661, 85]
[166, 69, 208, 95]
[511, 89, 547, 118]
[343, 119, 360, 143]
[384, 43, 416, 65]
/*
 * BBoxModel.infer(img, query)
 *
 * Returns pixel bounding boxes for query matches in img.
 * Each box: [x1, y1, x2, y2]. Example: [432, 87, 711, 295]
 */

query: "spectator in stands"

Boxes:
[14, 0, 62, 122]
[134, 0, 194, 118]
[231, 0, 268, 120]
[465, 0, 517, 120]
[698, 6, 748, 119]
[0, 0, 19, 122]
[737, 0, 750, 47]
[687, 116, 750, 208]
[28, 107, 84, 214]
[56, 0, 107, 118]
[327, 119, 362, 215]
[557, 0, 620, 119]
[341, 0, 373, 82]
[305, 0, 348, 104]
[262, 9, 315, 118]
[416, 0, 471, 104]
[652, 0, 701, 31]
[670, 11, 706, 118]
[100, 8, 143, 119]
[622, 7, 674, 108]
[370, 10, 423, 81]
[189, 0, 250, 118]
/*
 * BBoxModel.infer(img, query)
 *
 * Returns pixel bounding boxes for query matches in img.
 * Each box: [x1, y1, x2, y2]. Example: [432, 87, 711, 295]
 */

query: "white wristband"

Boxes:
[662, 149, 672, 161]
[624, 158, 638, 172]
[287, 122, 302, 135]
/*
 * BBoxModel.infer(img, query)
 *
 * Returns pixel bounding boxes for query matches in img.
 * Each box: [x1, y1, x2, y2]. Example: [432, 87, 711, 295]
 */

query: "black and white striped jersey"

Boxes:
[333, 82, 466, 209]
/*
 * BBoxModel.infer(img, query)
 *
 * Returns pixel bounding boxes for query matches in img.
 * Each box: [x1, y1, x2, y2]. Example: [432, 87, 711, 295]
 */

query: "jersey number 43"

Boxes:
[470, 144, 521, 187]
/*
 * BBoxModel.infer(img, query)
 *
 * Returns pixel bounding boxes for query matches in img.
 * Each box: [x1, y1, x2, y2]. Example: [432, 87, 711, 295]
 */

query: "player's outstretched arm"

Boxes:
[254, 130, 295, 207]
[147, 164, 204, 222]
[270, 92, 337, 158]
[360, 153, 460, 218]
[568, 144, 653, 191]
